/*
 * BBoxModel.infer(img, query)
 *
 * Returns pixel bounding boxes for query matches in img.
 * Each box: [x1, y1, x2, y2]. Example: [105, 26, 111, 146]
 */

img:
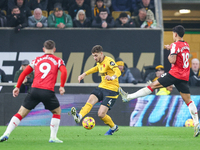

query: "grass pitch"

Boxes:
[0, 126, 200, 150]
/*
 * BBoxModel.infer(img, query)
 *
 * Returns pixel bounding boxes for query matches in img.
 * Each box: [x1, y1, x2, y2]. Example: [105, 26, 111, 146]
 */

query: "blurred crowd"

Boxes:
[0, 0, 157, 30]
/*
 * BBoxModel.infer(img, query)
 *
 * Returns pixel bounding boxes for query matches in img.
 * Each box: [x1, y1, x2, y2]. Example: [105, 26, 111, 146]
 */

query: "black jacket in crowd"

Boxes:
[189, 68, 200, 86]
[8, 0, 32, 18]
[7, 13, 27, 31]
[68, 3, 92, 21]
[0, 0, 8, 11]
[134, 1, 155, 16]
[92, 15, 115, 28]
[48, 0, 71, 11]
[132, 15, 145, 27]
[115, 18, 135, 28]
[0, 10, 7, 27]
[29, 0, 48, 11]
[73, 18, 91, 27]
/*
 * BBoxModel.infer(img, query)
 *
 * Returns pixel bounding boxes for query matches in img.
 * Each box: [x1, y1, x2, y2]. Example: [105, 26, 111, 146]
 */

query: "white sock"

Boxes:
[111, 125, 116, 130]
[188, 101, 199, 126]
[50, 117, 60, 139]
[79, 114, 82, 120]
[4, 116, 21, 136]
[127, 86, 153, 100]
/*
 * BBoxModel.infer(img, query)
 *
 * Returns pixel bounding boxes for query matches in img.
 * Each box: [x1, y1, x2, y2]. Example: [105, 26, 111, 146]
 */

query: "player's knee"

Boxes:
[98, 111, 106, 118]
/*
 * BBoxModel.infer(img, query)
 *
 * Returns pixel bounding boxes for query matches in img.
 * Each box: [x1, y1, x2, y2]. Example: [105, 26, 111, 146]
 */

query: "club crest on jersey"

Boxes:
[103, 64, 105, 67]
[110, 61, 115, 66]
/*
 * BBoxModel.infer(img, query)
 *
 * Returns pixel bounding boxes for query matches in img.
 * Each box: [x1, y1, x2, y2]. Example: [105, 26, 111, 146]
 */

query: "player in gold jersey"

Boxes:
[71, 45, 121, 135]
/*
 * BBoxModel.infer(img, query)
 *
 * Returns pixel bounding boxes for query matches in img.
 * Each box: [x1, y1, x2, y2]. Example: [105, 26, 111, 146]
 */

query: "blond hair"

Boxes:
[146, 9, 154, 21]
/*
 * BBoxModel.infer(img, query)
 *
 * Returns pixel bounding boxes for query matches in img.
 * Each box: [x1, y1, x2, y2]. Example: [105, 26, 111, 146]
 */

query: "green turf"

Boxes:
[0, 126, 200, 150]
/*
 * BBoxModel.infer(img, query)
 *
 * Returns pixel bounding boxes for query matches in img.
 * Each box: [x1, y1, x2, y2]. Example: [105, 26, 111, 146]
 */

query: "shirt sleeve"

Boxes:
[85, 66, 98, 75]
[16, 66, 33, 88]
[170, 43, 177, 55]
[58, 58, 65, 68]
[29, 59, 36, 69]
[108, 59, 121, 77]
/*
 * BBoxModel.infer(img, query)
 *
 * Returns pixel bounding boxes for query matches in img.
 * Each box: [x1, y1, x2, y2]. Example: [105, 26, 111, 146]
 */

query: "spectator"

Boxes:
[8, 0, 32, 18]
[48, 3, 73, 28]
[92, 8, 114, 28]
[91, 0, 111, 9]
[132, 8, 146, 28]
[7, 6, 28, 32]
[156, 85, 173, 95]
[189, 58, 200, 86]
[92, 0, 110, 19]
[48, 0, 69, 11]
[0, 0, 8, 11]
[48, 0, 91, 12]
[73, 9, 91, 27]
[115, 12, 135, 27]
[28, 8, 47, 27]
[145, 65, 164, 82]
[29, 0, 48, 11]
[141, 9, 156, 28]
[112, 0, 132, 12]
[0, 68, 8, 82]
[14, 59, 34, 93]
[116, 57, 137, 84]
[134, 0, 155, 16]
[0, 10, 7, 27]
[68, 0, 92, 21]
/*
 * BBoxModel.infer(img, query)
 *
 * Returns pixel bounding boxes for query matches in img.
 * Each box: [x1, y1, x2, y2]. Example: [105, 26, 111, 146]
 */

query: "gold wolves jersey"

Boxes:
[85, 56, 121, 92]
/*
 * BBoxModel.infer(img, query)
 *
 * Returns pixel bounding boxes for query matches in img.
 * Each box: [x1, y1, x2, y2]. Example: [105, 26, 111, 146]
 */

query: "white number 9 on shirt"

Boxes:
[39, 62, 51, 79]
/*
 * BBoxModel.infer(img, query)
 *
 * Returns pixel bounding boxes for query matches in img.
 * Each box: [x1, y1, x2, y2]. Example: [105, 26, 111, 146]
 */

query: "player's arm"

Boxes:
[105, 66, 121, 81]
[111, 67, 121, 79]
[16, 65, 33, 88]
[59, 65, 67, 95]
[168, 54, 177, 64]
[168, 43, 177, 64]
[59, 65, 67, 87]
[78, 66, 98, 83]
[13, 65, 33, 97]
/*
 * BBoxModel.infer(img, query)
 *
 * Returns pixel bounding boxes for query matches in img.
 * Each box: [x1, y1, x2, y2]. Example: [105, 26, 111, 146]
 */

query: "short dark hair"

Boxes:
[173, 25, 185, 38]
[44, 40, 55, 50]
[91, 45, 103, 53]
[12, 6, 19, 11]
[119, 12, 128, 18]
[99, 8, 108, 13]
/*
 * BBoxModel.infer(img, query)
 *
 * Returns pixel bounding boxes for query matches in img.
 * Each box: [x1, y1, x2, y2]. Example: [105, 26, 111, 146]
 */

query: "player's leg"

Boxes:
[71, 94, 98, 123]
[119, 80, 163, 102]
[180, 93, 200, 137]
[0, 106, 30, 142]
[100, 89, 118, 135]
[175, 80, 200, 137]
[49, 107, 63, 143]
[98, 104, 118, 135]
[119, 73, 173, 102]
[41, 89, 63, 143]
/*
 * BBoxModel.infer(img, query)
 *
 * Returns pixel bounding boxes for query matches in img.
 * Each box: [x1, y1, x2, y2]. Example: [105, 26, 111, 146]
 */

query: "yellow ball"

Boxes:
[185, 119, 194, 127]
[82, 116, 95, 130]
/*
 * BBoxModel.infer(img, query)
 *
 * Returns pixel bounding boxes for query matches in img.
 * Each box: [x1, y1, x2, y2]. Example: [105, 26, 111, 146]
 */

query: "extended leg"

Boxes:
[71, 94, 98, 123]
[181, 92, 200, 137]
[0, 106, 30, 142]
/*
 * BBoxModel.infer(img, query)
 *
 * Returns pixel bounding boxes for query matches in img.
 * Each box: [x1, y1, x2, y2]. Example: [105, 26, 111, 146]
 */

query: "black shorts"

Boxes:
[22, 88, 60, 111]
[158, 73, 190, 94]
[91, 87, 119, 110]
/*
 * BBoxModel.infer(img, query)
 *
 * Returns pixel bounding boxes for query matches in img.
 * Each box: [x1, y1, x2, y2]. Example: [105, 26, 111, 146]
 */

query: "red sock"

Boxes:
[14, 113, 23, 121]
